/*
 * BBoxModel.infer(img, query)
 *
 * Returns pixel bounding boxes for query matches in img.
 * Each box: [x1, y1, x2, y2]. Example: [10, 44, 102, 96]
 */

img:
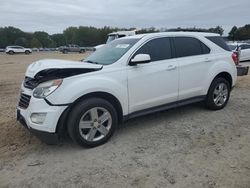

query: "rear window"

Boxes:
[241, 44, 250, 50]
[173, 37, 210, 58]
[206, 36, 231, 51]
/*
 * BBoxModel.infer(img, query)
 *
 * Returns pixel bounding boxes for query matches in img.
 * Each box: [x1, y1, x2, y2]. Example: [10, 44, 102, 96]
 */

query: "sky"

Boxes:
[1, 0, 250, 35]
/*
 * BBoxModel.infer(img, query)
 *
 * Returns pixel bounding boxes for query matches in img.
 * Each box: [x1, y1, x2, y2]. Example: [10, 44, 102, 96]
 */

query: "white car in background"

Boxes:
[6, 46, 32, 55]
[228, 43, 250, 61]
[94, 31, 136, 50]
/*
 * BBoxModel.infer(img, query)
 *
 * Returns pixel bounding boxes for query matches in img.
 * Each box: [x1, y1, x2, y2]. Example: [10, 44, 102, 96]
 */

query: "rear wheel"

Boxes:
[25, 50, 30, 55]
[67, 98, 118, 147]
[79, 49, 85, 53]
[205, 77, 230, 110]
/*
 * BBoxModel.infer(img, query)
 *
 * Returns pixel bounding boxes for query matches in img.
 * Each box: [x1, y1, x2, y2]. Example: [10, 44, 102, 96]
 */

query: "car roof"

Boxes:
[238, 42, 250, 45]
[7, 45, 23, 48]
[109, 31, 136, 36]
[227, 42, 250, 46]
[124, 31, 220, 40]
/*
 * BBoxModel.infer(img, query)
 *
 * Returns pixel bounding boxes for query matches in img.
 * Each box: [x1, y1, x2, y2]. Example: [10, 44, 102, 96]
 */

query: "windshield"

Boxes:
[106, 35, 117, 43]
[85, 38, 139, 65]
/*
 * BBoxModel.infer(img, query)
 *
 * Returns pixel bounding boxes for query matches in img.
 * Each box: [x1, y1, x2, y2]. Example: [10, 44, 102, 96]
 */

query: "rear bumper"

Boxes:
[17, 110, 59, 144]
[237, 65, 249, 76]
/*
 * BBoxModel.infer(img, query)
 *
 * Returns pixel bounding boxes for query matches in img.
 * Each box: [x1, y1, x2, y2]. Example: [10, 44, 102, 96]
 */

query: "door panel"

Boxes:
[127, 37, 178, 113]
[178, 55, 212, 100]
[127, 61, 178, 113]
[17, 47, 24, 53]
[173, 37, 211, 100]
[240, 49, 250, 61]
[21, 48, 25, 53]
[73, 45, 79, 52]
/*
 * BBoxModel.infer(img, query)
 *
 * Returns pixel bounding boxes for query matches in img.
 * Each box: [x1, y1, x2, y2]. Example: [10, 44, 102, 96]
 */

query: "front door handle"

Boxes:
[166, 65, 177, 71]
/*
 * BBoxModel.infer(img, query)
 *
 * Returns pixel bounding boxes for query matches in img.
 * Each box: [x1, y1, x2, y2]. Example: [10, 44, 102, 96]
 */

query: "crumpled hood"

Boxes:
[25, 59, 103, 78]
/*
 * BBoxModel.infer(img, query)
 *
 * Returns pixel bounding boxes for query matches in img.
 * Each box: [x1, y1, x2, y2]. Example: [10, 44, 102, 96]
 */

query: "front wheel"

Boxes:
[62, 49, 68, 54]
[205, 77, 230, 110]
[67, 98, 118, 147]
[8, 51, 14, 55]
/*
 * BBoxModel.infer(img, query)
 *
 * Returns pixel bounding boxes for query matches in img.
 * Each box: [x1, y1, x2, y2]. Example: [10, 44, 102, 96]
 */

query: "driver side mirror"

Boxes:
[129, 54, 151, 66]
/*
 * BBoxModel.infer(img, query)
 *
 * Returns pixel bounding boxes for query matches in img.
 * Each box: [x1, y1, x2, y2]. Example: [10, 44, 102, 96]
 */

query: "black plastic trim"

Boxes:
[56, 107, 71, 135]
[17, 112, 59, 144]
[124, 95, 206, 121]
[237, 65, 249, 76]
[129, 59, 151, 66]
[44, 98, 71, 106]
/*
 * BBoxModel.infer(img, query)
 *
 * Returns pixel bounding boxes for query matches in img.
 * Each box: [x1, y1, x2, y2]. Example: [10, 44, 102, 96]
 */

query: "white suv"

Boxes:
[17, 32, 237, 147]
[6, 46, 32, 55]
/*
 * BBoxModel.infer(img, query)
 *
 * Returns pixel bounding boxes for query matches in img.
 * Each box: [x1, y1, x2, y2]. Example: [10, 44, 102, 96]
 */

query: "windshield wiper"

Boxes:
[84, 60, 100, 64]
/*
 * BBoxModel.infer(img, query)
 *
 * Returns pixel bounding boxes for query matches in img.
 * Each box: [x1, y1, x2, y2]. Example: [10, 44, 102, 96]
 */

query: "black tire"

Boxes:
[79, 49, 85, 53]
[8, 51, 14, 55]
[25, 50, 30, 55]
[205, 77, 231, 110]
[67, 98, 118, 147]
[62, 49, 68, 54]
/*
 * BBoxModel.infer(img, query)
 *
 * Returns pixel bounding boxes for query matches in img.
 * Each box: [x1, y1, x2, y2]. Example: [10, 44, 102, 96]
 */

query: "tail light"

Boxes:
[232, 52, 239, 65]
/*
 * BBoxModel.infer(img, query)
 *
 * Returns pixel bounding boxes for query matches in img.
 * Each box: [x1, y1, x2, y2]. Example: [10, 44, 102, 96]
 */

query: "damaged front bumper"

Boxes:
[17, 109, 59, 144]
[16, 87, 68, 144]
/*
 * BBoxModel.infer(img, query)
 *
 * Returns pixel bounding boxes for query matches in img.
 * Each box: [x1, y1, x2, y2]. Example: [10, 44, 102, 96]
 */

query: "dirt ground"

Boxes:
[0, 52, 250, 188]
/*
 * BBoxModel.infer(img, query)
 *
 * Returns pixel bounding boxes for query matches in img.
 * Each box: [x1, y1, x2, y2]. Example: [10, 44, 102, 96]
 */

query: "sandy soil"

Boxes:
[0, 52, 250, 188]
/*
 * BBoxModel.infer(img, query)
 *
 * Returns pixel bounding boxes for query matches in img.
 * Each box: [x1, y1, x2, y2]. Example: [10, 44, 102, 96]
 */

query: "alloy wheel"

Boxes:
[213, 83, 228, 106]
[78, 107, 112, 142]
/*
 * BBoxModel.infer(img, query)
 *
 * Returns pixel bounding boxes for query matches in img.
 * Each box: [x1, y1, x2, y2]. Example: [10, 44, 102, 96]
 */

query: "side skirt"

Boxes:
[123, 95, 206, 121]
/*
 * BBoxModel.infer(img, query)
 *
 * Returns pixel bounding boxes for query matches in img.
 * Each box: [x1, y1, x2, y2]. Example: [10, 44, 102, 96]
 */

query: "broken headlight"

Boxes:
[33, 79, 63, 98]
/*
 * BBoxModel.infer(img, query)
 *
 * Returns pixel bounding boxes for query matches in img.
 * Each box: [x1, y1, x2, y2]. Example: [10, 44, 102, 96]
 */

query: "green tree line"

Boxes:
[0, 26, 118, 48]
[0, 25, 249, 48]
[228, 24, 250, 41]
[164, 26, 224, 36]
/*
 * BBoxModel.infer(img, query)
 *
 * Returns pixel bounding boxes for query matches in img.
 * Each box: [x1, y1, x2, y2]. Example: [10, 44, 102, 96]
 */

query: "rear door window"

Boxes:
[201, 42, 211, 54]
[241, 44, 250, 50]
[206, 36, 231, 51]
[133, 37, 172, 62]
[173, 37, 210, 58]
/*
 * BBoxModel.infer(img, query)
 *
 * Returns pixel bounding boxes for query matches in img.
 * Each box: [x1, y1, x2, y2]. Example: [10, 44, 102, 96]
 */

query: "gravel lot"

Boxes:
[0, 52, 250, 188]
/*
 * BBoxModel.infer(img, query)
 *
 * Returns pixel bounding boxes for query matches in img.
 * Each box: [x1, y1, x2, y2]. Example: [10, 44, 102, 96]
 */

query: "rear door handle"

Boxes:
[166, 65, 177, 71]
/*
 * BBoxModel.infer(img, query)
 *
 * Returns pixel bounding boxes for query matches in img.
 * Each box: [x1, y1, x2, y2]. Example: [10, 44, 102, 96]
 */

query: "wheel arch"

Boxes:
[73, 92, 123, 123]
[56, 91, 124, 134]
[214, 72, 233, 89]
[205, 71, 234, 96]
